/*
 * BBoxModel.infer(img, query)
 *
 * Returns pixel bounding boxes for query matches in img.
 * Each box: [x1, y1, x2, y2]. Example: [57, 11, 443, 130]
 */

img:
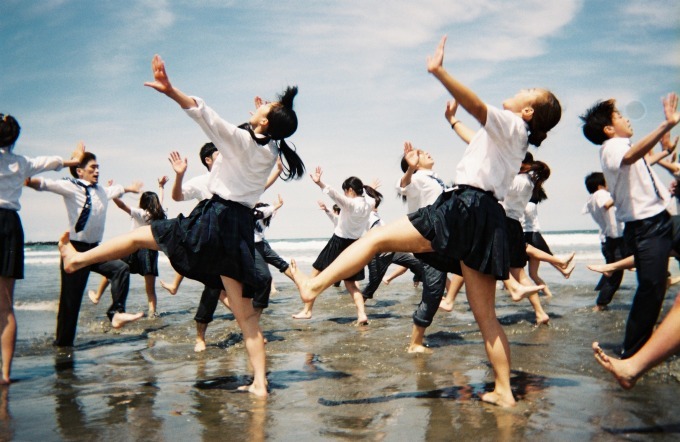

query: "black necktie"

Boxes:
[641, 155, 662, 200]
[65, 178, 96, 232]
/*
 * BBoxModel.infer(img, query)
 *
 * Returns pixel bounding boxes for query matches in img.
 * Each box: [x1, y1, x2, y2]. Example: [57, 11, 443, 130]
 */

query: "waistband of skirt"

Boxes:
[624, 210, 669, 228]
[452, 184, 497, 201]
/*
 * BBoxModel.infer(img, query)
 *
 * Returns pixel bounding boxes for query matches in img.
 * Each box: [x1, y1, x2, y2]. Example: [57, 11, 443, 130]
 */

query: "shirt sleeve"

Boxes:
[484, 105, 527, 147]
[37, 177, 77, 196]
[25, 156, 64, 176]
[601, 139, 628, 171]
[129, 207, 148, 224]
[323, 185, 353, 210]
[105, 184, 125, 200]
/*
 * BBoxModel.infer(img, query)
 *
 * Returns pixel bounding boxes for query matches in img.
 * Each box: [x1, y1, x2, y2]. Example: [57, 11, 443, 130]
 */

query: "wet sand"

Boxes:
[2, 264, 679, 441]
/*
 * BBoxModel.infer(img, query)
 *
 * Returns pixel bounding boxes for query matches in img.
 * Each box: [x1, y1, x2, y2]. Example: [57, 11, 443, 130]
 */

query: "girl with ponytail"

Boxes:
[57, 55, 306, 397]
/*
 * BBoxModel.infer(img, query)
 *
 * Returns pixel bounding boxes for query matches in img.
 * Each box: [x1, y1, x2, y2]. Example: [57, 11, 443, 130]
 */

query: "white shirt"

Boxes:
[454, 105, 528, 201]
[254, 205, 275, 243]
[521, 202, 540, 232]
[182, 172, 212, 201]
[36, 177, 124, 243]
[396, 170, 446, 213]
[501, 173, 534, 221]
[324, 210, 339, 227]
[368, 211, 384, 229]
[323, 185, 374, 239]
[0, 150, 63, 211]
[582, 188, 624, 241]
[600, 137, 670, 222]
[185, 97, 278, 208]
[129, 207, 151, 229]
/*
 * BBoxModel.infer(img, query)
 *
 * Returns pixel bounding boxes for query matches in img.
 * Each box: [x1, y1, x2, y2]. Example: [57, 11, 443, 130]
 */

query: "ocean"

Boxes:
[4, 230, 680, 440]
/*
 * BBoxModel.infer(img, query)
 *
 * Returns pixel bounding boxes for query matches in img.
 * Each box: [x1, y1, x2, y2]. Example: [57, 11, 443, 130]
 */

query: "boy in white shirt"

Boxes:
[581, 93, 679, 358]
[583, 172, 630, 311]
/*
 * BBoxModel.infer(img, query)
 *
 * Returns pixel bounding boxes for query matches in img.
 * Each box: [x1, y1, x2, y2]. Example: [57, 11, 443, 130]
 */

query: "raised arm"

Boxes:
[265, 157, 284, 190]
[62, 142, 86, 168]
[157, 175, 168, 205]
[427, 36, 487, 126]
[310, 166, 326, 190]
[399, 142, 420, 188]
[168, 151, 187, 202]
[444, 100, 476, 145]
[144, 55, 197, 109]
[124, 181, 144, 194]
[623, 93, 680, 165]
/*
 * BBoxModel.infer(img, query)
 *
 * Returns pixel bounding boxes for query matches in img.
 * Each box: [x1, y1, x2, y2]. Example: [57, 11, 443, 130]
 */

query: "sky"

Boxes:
[2, 0, 679, 241]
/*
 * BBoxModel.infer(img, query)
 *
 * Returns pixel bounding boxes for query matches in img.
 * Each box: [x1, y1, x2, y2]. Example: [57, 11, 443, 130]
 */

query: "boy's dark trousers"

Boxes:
[595, 236, 630, 306]
[621, 210, 672, 359]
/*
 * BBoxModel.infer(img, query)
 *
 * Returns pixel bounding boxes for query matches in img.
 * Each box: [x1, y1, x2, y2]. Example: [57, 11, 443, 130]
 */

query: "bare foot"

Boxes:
[407, 344, 433, 354]
[559, 262, 576, 279]
[667, 275, 680, 289]
[159, 280, 178, 295]
[58, 232, 80, 273]
[237, 383, 268, 397]
[592, 342, 637, 389]
[439, 299, 454, 312]
[292, 309, 312, 320]
[541, 285, 554, 298]
[111, 311, 144, 329]
[508, 283, 544, 302]
[592, 305, 607, 312]
[535, 313, 550, 326]
[564, 252, 576, 266]
[382, 278, 390, 285]
[0, 378, 10, 386]
[354, 315, 369, 326]
[588, 264, 613, 278]
[194, 339, 207, 352]
[480, 391, 516, 408]
[289, 259, 318, 302]
[88, 290, 100, 305]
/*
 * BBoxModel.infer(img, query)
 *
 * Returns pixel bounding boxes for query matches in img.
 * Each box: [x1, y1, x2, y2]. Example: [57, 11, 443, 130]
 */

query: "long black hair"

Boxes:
[139, 191, 166, 221]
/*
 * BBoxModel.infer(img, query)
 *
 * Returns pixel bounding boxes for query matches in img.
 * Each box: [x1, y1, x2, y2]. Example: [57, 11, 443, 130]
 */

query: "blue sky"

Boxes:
[2, 0, 679, 241]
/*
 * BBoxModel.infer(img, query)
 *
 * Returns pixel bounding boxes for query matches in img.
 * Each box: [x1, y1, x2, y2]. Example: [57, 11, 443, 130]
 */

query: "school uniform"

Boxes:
[397, 169, 449, 328]
[582, 188, 630, 307]
[125, 207, 159, 276]
[313, 185, 374, 281]
[501, 173, 534, 269]
[250, 204, 290, 309]
[362, 211, 424, 299]
[0, 150, 64, 279]
[34, 177, 130, 347]
[600, 136, 672, 358]
[408, 104, 527, 281]
[521, 202, 551, 255]
[151, 97, 278, 298]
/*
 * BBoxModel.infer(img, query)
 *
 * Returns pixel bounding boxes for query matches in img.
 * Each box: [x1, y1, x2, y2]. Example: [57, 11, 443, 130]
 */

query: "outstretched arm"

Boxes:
[124, 181, 143, 194]
[112, 198, 132, 215]
[445, 100, 476, 145]
[427, 36, 487, 126]
[144, 55, 197, 109]
[168, 151, 188, 202]
[623, 93, 680, 165]
[310, 166, 326, 189]
[272, 194, 284, 211]
[157, 175, 168, 205]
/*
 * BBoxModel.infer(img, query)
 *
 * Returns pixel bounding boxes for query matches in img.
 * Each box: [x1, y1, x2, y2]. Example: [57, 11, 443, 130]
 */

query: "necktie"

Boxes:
[427, 173, 447, 191]
[642, 158, 662, 200]
[65, 178, 96, 232]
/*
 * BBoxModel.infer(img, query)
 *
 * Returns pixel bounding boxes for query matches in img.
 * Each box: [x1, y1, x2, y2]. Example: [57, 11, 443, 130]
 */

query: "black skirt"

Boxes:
[313, 234, 365, 281]
[524, 231, 552, 255]
[125, 248, 159, 276]
[408, 187, 509, 280]
[151, 195, 256, 292]
[505, 217, 528, 268]
[0, 209, 24, 279]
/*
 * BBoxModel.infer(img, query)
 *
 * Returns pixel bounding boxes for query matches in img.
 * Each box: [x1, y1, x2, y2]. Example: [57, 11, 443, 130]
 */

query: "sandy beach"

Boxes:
[0, 250, 678, 441]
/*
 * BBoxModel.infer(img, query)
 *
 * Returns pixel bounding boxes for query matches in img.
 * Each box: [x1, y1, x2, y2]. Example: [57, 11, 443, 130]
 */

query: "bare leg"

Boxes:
[144, 275, 158, 317]
[513, 268, 550, 325]
[439, 274, 465, 312]
[593, 293, 680, 389]
[58, 226, 159, 273]
[88, 277, 109, 305]
[527, 258, 553, 298]
[160, 272, 183, 295]
[526, 245, 575, 279]
[292, 269, 320, 319]
[383, 265, 408, 285]
[290, 217, 433, 303]
[408, 325, 432, 354]
[0, 277, 16, 384]
[195, 322, 208, 352]
[503, 273, 544, 302]
[344, 280, 368, 325]
[588, 255, 635, 278]
[461, 263, 515, 407]
[221, 276, 267, 397]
